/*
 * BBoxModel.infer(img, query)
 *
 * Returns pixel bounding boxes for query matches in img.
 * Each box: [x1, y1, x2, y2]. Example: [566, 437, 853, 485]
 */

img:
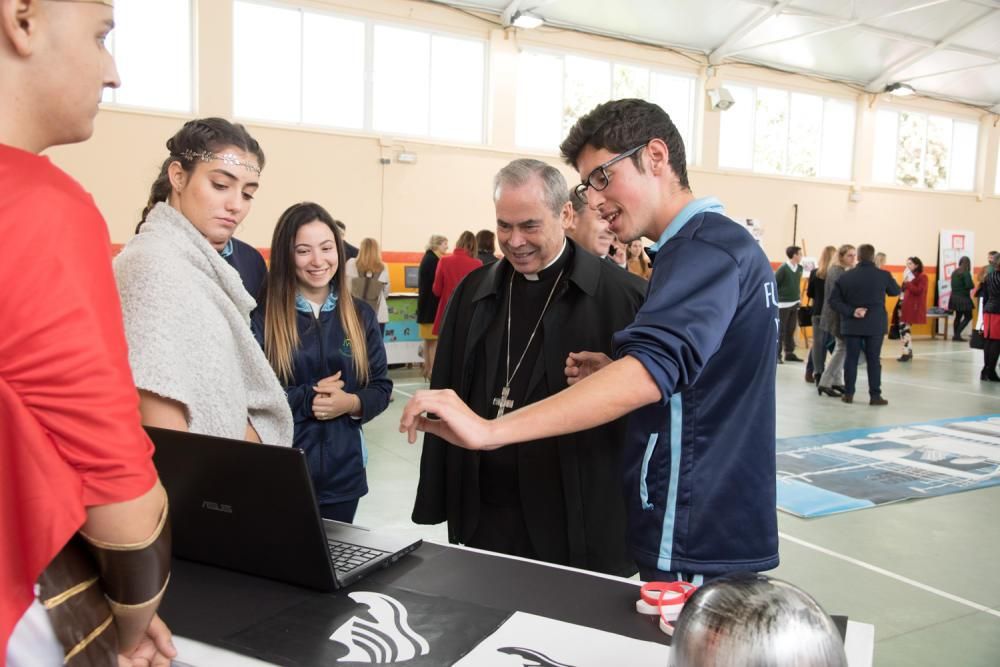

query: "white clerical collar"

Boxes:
[521, 239, 568, 282]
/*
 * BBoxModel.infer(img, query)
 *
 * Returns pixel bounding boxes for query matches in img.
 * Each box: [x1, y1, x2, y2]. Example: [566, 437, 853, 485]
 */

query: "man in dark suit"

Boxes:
[828, 244, 901, 405]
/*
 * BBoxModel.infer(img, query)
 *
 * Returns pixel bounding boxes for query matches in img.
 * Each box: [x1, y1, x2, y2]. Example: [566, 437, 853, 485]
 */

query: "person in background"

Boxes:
[335, 220, 359, 260]
[874, 252, 887, 269]
[224, 236, 268, 301]
[254, 203, 391, 523]
[950, 256, 974, 342]
[432, 231, 482, 335]
[775, 245, 804, 363]
[626, 239, 652, 279]
[346, 238, 390, 336]
[828, 244, 900, 405]
[898, 256, 927, 362]
[417, 234, 448, 381]
[608, 235, 628, 269]
[977, 250, 998, 285]
[805, 245, 837, 385]
[115, 118, 293, 445]
[567, 195, 615, 258]
[979, 255, 1000, 381]
[817, 244, 857, 397]
[1, 1, 174, 664]
[476, 229, 499, 266]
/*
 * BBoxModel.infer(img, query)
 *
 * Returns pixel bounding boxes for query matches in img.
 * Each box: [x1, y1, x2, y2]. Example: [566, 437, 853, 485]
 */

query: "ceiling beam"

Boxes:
[709, 0, 795, 65]
[737, 0, 998, 60]
[724, 0, 952, 59]
[898, 58, 1000, 83]
[499, 0, 525, 27]
[866, 9, 998, 91]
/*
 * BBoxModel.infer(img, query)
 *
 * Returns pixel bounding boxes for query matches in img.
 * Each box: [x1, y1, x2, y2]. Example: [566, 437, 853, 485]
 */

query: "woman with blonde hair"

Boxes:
[418, 234, 448, 380]
[816, 244, 857, 397]
[805, 245, 837, 384]
[626, 239, 652, 279]
[346, 237, 390, 336]
[253, 202, 392, 522]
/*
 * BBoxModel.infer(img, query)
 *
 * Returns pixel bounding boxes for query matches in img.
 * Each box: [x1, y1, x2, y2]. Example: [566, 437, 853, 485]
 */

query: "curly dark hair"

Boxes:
[559, 98, 689, 191]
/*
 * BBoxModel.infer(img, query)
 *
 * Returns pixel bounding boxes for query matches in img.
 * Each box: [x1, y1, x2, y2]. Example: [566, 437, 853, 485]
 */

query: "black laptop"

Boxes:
[148, 426, 422, 591]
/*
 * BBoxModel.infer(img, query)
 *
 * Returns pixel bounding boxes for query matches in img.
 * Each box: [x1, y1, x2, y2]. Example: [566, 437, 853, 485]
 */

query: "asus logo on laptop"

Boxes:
[201, 501, 233, 514]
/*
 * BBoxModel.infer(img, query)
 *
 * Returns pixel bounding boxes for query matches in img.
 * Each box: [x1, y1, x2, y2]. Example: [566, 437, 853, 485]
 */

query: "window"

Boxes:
[515, 50, 696, 157]
[102, 0, 192, 112]
[718, 83, 854, 180]
[234, 1, 485, 143]
[872, 109, 978, 190]
[373, 27, 485, 142]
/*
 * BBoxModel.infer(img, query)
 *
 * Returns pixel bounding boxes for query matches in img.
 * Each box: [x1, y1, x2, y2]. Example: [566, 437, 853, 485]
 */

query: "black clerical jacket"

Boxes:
[412, 239, 647, 576]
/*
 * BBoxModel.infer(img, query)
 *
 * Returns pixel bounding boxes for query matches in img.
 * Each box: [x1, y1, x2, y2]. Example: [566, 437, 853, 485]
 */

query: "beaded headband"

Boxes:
[174, 149, 262, 176]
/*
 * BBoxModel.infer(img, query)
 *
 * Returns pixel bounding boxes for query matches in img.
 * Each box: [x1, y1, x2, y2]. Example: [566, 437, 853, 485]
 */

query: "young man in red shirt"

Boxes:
[1, 1, 175, 664]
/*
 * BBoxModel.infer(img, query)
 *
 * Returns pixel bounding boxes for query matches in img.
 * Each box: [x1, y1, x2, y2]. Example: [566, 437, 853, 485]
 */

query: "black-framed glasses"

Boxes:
[573, 143, 647, 203]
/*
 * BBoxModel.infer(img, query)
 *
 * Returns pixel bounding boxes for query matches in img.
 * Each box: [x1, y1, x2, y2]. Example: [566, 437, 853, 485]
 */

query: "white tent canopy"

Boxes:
[431, 0, 1000, 112]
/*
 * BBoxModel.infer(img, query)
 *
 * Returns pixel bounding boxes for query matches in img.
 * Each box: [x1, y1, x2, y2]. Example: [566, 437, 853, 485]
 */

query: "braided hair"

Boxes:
[137, 118, 265, 232]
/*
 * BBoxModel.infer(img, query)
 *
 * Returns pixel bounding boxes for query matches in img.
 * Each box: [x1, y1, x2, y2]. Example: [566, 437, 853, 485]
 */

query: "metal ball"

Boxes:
[669, 573, 848, 667]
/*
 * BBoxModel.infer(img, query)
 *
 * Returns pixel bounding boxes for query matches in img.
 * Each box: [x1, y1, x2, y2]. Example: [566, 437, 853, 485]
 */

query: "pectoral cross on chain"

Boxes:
[492, 385, 514, 418]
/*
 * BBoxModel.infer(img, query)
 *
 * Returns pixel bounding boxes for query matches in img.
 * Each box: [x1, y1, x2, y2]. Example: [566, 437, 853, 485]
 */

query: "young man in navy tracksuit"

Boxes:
[400, 99, 779, 583]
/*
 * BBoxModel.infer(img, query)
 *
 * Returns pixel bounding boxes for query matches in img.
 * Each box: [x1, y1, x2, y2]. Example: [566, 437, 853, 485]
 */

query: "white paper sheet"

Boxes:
[453, 611, 670, 666]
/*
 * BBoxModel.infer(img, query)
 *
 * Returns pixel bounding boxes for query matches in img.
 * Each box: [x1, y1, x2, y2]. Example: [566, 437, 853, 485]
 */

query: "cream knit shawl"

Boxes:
[114, 203, 293, 445]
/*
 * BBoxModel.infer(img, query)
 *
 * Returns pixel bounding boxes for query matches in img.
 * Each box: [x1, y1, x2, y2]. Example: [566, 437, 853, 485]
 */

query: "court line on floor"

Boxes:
[878, 377, 1000, 400]
[779, 532, 1000, 619]
[393, 387, 416, 398]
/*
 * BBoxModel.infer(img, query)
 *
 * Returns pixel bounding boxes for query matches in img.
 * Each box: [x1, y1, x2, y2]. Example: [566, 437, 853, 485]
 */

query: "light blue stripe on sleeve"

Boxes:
[360, 430, 368, 467]
[639, 433, 658, 510]
[657, 393, 684, 572]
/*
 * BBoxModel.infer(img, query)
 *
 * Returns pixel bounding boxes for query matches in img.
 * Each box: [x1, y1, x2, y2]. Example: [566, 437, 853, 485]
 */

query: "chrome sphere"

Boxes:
[670, 573, 847, 667]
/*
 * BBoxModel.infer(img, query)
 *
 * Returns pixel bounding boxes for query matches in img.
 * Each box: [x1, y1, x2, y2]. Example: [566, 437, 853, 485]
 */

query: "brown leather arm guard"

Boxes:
[79, 498, 171, 652]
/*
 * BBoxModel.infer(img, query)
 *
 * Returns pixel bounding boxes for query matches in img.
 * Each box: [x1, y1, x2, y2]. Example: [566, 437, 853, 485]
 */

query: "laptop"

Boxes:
[148, 426, 422, 591]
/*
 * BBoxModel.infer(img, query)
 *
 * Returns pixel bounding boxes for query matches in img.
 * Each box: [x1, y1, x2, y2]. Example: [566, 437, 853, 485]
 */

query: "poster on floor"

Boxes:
[937, 230, 974, 309]
[777, 415, 1000, 518]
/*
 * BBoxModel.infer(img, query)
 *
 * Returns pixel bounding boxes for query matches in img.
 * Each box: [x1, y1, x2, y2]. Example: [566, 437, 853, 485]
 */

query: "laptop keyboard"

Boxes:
[327, 541, 389, 574]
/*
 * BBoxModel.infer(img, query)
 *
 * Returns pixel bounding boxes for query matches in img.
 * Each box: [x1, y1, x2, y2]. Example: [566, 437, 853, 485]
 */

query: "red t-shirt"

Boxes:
[0, 144, 158, 658]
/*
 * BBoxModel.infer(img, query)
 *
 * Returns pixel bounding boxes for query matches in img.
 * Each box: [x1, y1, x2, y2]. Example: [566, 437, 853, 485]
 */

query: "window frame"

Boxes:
[717, 79, 856, 182]
[101, 0, 195, 114]
[232, 0, 489, 145]
[514, 45, 699, 162]
[872, 105, 979, 192]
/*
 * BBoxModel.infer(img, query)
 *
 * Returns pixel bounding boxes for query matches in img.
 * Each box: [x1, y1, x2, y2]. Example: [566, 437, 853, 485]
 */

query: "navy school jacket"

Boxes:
[613, 209, 779, 576]
[252, 293, 392, 504]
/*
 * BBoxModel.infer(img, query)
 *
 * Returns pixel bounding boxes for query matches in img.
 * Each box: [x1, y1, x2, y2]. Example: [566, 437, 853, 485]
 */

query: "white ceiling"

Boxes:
[429, 0, 1000, 112]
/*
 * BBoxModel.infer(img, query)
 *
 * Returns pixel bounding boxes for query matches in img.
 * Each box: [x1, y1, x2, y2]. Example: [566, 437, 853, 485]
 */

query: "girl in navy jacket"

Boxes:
[253, 202, 392, 523]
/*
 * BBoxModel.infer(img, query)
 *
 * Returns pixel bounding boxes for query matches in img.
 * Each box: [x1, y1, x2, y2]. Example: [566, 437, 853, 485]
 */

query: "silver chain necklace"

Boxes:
[492, 268, 565, 418]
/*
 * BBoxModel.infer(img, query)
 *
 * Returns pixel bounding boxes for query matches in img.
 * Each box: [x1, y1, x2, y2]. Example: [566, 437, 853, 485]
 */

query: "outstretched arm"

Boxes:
[399, 355, 661, 449]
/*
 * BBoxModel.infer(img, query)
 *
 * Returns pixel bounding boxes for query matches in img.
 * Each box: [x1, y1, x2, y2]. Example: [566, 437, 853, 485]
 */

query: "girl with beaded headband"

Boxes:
[114, 118, 294, 446]
[253, 202, 392, 523]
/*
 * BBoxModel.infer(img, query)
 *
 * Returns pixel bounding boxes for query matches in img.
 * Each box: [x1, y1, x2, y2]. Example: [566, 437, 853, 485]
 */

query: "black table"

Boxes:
[160, 541, 867, 666]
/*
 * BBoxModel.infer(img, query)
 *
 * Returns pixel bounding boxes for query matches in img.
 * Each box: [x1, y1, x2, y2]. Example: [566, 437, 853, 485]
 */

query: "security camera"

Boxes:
[708, 87, 735, 111]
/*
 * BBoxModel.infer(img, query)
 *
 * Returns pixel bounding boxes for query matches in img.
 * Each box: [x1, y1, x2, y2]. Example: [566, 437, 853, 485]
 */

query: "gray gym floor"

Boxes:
[357, 336, 1000, 666]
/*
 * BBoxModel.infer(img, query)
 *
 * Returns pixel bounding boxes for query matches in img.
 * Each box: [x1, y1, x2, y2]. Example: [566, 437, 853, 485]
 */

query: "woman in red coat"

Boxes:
[899, 256, 927, 362]
[432, 231, 482, 335]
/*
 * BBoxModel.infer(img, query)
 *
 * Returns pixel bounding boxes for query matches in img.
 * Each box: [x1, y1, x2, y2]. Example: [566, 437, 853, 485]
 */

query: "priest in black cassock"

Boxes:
[412, 159, 647, 576]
